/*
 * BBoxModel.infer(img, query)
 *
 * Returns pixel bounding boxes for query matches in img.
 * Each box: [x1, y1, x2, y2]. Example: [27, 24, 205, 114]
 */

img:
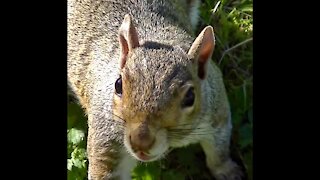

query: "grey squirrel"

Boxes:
[68, 0, 243, 179]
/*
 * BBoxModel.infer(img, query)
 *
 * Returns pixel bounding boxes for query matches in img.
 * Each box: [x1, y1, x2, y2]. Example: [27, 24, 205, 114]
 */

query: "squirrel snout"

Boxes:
[129, 124, 155, 152]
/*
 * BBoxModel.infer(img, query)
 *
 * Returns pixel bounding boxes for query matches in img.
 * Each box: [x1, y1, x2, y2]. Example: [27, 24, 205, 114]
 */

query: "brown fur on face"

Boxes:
[112, 43, 204, 155]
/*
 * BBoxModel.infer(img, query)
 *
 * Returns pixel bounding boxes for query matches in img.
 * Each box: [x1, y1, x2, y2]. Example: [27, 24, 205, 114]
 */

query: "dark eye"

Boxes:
[115, 76, 122, 96]
[182, 87, 195, 108]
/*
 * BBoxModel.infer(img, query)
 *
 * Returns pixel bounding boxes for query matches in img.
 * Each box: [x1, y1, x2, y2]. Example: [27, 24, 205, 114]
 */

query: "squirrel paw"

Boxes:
[212, 159, 244, 180]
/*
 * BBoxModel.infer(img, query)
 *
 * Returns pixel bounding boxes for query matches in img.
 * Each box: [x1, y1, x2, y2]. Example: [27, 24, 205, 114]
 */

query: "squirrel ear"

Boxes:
[188, 26, 215, 79]
[119, 14, 140, 69]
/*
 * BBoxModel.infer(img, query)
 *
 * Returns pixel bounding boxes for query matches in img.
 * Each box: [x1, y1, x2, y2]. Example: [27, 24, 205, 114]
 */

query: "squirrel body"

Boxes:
[68, 0, 243, 179]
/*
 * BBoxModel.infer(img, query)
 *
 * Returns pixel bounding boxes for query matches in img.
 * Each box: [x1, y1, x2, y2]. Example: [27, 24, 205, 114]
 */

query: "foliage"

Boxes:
[67, 102, 88, 180]
[67, 0, 253, 179]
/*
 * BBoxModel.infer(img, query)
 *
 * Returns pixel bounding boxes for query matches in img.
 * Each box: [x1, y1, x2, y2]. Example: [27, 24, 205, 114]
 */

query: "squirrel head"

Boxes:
[113, 14, 215, 162]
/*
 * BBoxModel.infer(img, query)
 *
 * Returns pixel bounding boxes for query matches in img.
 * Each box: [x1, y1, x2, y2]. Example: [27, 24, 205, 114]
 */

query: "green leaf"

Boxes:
[68, 147, 88, 179]
[68, 128, 85, 145]
[132, 162, 161, 180]
[72, 159, 84, 169]
[67, 159, 73, 171]
[238, 2, 253, 12]
[71, 147, 87, 160]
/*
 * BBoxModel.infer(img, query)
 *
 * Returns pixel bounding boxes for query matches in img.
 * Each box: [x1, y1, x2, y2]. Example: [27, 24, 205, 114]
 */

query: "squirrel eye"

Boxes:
[182, 87, 195, 108]
[115, 76, 122, 96]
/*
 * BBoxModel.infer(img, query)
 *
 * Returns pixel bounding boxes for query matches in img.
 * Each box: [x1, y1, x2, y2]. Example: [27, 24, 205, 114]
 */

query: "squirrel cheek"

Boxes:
[159, 109, 181, 128]
[160, 117, 176, 128]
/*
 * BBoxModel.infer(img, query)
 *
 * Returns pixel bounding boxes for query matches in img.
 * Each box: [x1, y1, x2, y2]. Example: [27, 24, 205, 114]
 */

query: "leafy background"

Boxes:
[67, 0, 252, 179]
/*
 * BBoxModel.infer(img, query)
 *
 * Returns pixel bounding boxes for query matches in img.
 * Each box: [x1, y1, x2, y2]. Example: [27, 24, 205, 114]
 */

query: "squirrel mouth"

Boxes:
[135, 151, 154, 161]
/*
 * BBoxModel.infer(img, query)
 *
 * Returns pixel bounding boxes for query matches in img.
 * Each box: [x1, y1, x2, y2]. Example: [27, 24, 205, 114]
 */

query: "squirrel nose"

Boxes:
[129, 123, 155, 152]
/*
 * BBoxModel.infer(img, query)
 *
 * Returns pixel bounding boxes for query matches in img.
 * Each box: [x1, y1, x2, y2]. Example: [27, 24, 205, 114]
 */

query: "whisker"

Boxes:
[168, 130, 214, 138]
[169, 128, 213, 133]
[168, 133, 214, 138]
[168, 127, 212, 131]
